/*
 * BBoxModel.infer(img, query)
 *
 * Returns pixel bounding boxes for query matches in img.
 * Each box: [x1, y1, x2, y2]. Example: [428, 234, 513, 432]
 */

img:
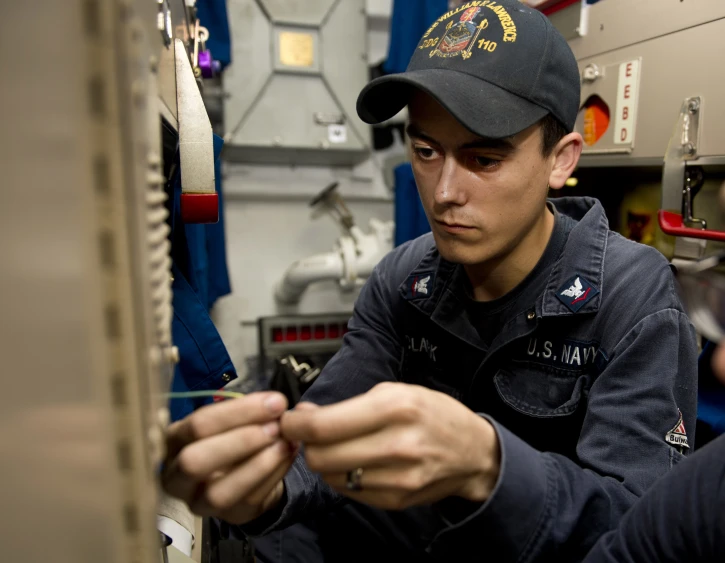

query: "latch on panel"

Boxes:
[582, 63, 601, 83]
[313, 112, 345, 126]
[658, 96, 725, 246]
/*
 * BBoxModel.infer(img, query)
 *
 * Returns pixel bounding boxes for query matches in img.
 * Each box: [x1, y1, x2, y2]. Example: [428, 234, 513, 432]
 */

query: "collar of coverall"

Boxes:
[399, 196, 608, 318]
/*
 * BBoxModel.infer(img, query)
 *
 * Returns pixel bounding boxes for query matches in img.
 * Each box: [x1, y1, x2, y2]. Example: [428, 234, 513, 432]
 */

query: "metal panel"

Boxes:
[224, 0, 273, 137]
[237, 74, 358, 147]
[223, 0, 370, 166]
[547, 1, 584, 41]
[568, 0, 725, 61]
[576, 17, 725, 167]
[260, 0, 338, 26]
[576, 58, 641, 155]
[1, 4, 127, 561]
[321, 0, 371, 149]
[1, 1, 176, 562]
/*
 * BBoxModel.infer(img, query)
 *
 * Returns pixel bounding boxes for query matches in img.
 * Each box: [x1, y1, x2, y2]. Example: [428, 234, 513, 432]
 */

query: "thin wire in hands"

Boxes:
[164, 390, 245, 400]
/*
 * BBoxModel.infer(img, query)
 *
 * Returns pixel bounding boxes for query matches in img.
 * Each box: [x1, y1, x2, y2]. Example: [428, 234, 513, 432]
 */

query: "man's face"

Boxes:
[407, 92, 556, 266]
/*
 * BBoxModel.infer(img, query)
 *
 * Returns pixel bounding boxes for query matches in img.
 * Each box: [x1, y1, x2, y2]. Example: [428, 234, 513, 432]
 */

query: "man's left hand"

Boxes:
[280, 382, 501, 511]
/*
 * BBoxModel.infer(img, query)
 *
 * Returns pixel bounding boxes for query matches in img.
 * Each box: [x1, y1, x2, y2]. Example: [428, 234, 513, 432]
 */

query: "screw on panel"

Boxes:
[149, 347, 163, 367]
[165, 346, 179, 364]
[131, 81, 145, 106]
[130, 23, 143, 42]
[123, 504, 139, 533]
[118, 0, 133, 19]
[105, 305, 122, 340]
[94, 155, 111, 196]
[683, 142, 696, 156]
[687, 99, 700, 113]
[111, 373, 127, 406]
[83, 0, 101, 37]
[88, 75, 107, 118]
[148, 151, 162, 169]
[99, 231, 116, 267]
[117, 441, 132, 471]
[582, 64, 600, 83]
[157, 407, 170, 430]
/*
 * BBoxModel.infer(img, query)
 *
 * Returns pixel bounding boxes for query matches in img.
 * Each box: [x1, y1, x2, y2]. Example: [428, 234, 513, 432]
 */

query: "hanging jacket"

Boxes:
[393, 162, 431, 247]
[167, 134, 236, 421]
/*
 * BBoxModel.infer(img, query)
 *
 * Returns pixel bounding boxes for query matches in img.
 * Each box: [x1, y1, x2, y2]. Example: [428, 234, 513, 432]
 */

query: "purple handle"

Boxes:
[198, 50, 214, 79]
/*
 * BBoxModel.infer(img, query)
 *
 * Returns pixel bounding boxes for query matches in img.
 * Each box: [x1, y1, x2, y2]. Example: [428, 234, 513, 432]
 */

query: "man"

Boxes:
[162, 2, 698, 560]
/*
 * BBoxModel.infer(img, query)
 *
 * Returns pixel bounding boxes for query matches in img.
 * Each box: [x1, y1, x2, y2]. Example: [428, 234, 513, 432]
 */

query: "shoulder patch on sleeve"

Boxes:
[665, 409, 690, 450]
[556, 274, 599, 313]
[403, 272, 435, 300]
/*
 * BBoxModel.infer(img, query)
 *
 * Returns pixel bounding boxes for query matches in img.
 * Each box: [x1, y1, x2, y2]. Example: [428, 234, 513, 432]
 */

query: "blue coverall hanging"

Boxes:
[167, 134, 236, 422]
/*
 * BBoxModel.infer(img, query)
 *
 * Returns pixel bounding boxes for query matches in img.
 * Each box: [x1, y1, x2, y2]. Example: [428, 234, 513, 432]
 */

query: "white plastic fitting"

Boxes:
[274, 218, 394, 304]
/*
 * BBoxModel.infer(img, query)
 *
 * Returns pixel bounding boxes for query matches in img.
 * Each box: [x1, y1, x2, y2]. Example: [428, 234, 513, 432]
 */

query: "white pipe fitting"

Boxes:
[274, 251, 345, 304]
[274, 219, 394, 305]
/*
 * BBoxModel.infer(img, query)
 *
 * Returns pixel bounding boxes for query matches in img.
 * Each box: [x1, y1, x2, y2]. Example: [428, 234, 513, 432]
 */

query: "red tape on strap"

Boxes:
[181, 193, 219, 224]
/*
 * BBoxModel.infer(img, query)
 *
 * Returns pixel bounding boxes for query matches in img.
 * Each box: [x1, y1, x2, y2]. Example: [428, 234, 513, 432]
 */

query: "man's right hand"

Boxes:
[161, 391, 296, 525]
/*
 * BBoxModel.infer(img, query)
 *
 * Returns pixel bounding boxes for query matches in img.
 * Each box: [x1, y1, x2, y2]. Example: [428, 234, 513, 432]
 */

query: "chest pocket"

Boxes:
[492, 334, 603, 418]
[493, 364, 591, 418]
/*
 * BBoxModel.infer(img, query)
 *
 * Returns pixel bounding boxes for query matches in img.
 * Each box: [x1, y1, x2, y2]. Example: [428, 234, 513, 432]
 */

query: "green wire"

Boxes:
[164, 390, 245, 400]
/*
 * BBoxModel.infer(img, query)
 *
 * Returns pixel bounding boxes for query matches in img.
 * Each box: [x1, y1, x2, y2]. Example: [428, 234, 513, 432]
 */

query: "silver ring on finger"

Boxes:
[346, 467, 364, 491]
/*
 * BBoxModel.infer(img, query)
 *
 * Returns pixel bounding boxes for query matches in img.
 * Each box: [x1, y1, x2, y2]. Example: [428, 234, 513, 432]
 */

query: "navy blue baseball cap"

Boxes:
[357, 0, 581, 139]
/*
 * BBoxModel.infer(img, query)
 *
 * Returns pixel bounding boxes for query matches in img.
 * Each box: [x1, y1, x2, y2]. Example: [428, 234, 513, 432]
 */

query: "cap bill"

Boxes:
[357, 68, 549, 140]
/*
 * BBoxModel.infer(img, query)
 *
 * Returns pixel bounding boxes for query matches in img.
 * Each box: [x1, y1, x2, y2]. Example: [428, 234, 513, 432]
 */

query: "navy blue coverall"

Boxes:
[244, 197, 699, 562]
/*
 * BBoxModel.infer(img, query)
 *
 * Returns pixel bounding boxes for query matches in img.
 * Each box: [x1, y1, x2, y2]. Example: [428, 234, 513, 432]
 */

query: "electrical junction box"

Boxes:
[223, 0, 372, 166]
[550, 0, 725, 167]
